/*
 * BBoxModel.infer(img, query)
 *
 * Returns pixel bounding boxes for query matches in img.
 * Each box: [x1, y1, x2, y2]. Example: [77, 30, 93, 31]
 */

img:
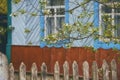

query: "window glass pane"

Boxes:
[102, 6, 112, 13]
[101, 15, 112, 37]
[46, 17, 54, 34]
[57, 8, 65, 15]
[115, 15, 120, 37]
[105, 0, 120, 2]
[50, 8, 55, 15]
[57, 17, 64, 29]
[114, 0, 120, 2]
[101, 15, 112, 27]
[115, 8, 120, 13]
[47, 0, 64, 6]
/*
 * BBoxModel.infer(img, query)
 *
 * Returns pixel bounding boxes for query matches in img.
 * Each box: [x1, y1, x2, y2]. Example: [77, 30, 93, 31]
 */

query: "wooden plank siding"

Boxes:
[11, 45, 120, 79]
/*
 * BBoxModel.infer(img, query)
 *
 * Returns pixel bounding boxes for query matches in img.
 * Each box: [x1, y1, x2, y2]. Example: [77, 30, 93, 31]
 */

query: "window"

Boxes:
[45, 0, 65, 36]
[99, 2, 120, 40]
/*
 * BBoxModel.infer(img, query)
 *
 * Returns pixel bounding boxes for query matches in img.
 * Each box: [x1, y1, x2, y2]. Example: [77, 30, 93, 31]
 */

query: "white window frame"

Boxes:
[45, 5, 65, 37]
[99, 2, 120, 41]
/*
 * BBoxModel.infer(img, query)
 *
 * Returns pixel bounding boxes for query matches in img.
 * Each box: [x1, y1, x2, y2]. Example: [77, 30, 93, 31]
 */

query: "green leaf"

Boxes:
[24, 28, 31, 33]
[19, 9, 26, 14]
[30, 13, 38, 16]
[12, 0, 21, 4]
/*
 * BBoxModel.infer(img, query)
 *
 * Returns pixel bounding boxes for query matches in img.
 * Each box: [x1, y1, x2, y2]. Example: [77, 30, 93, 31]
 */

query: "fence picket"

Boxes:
[102, 60, 109, 80]
[9, 63, 15, 80]
[92, 61, 99, 80]
[72, 61, 79, 80]
[19, 62, 26, 80]
[0, 52, 9, 80]
[41, 62, 47, 80]
[83, 61, 89, 80]
[54, 61, 60, 80]
[31, 63, 38, 80]
[111, 59, 118, 80]
[63, 61, 69, 80]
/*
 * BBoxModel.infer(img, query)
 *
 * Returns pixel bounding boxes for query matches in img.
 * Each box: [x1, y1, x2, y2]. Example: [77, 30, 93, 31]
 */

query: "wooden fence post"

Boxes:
[111, 59, 118, 80]
[83, 61, 89, 80]
[0, 52, 9, 80]
[63, 61, 69, 80]
[31, 63, 38, 80]
[54, 61, 60, 80]
[9, 63, 15, 80]
[102, 60, 109, 80]
[92, 61, 99, 80]
[72, 61, 79, 80]
[19, 62, 26, 80]
[41, 62, 47, 80]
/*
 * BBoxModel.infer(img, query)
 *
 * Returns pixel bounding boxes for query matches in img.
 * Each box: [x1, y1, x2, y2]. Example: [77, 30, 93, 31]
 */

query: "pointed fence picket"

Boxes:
[63, 61, 69, 80]
[31, 63, 38, 80]
[72, 61, 79, 80]
[111, 59, 118, 80]
[9, 63, 15, 80]
[41, 63, 47, 80]
[6, 59, 118, 80]
[19, 62, 26, 80]
[83, 61, 89, 80]
[102, 60, 110, 80]
[54, 61, 60, 80]
[92, 61, 99, 80]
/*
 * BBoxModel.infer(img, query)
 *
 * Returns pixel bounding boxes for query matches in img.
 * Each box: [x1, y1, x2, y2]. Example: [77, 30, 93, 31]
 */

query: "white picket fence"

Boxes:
[0, 52, 118, 80]
[8, 59, 117, 80]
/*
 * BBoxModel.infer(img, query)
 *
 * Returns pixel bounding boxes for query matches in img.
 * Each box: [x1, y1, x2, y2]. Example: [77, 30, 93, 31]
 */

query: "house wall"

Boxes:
[10, 0, 120, 79]
[11, 0, 94, 47]
[11, 45, 120, 79]
[11, 0, 40, 45]
[69, 0, 94, 47]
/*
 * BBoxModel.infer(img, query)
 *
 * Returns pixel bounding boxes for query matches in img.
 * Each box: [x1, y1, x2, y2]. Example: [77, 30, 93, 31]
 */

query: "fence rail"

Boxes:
[0, 52, 118, 80]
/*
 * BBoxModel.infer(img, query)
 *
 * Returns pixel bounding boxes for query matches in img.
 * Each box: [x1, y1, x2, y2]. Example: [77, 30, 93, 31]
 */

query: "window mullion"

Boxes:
[54, 7, 57, 33]
[45, 16, 47, 36]
[112, 8, 115, 37]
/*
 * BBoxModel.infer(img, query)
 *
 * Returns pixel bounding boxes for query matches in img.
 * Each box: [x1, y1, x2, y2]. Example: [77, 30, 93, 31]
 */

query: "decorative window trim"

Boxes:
[94, 1, 120, 50]
[99, 2, 120, 42]
[40, 0, 69, 48]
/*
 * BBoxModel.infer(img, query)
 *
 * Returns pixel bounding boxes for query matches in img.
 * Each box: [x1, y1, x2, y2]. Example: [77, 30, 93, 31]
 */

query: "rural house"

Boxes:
[0, 0, 120, 79]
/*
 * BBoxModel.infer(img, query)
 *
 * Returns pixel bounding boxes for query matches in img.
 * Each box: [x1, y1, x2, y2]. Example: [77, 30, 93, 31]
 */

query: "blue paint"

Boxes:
[40, 6, 46, 47]
[65, 0, 69, 23]
[115, 44, 120, 50]
[94, 2, 99, 27]
[108, 42, 115, 49]
[40, 41, 47, 48]
[40, 16, 45, 37]
[94, 40, 101, 49]
[94, 40, 120, 50]
[93, 1, 100, 49]
[40, 18, 47, 47]
[54, 44, 62, 48]
[47, 44, 54, 48]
